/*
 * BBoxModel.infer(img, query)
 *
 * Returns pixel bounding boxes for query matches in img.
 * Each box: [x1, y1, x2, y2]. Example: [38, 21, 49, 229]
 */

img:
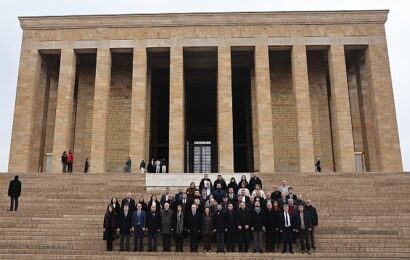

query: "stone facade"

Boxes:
[8, 10, 402, 173]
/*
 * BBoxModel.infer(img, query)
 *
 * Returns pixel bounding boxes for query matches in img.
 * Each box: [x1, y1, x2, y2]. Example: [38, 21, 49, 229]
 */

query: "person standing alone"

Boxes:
[8, 175, 21, 211]
[67, 150, 74, 173]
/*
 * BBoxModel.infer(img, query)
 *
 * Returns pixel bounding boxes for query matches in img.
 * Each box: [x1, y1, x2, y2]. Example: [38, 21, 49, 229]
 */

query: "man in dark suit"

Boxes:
[175, 188, 184, 203]
[177, 192, 189, 213]
[160, 187, 171, 206]
[212, 204, 226, 253]
[236, 201, 251, 252]
[227, 187, 237, 203]
[271, 185, 282, 201]
[225, 203, 237, 252]
[294, 205, 312, 254]
[278, 192, 288, 210]
[279, 204, 294, 253]
[121, 193, 136, 212]
[132, 203, 146, 252]
[145, 204, 161, 252]
[186, 204, 202, 252]
[213, 175, 227, 191]
[286, 187, 298, 201]
[117, 204, 132, 251]
[304, 199, 318, 249]
[212, 183, 226, 204]
[251, 201, 265, 253]
[8, 175, 21, 211]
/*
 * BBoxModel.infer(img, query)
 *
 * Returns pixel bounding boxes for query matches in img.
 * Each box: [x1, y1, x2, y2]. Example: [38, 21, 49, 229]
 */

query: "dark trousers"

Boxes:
[9, 197, 19, 211]
[148, 232, 158, 251]
[226, 232, 236, 252]
[162, 234, 172, 251]
[62, 163, 67, 173]
[266, 230, 278, 252]
[174, 234, 184, 252]
[310, 226, 316, 247]
[253, 231, 263, 252]
[134, 227, 144, 251]
[106, 240, 113, 251]
[293, 229, 298, 243]
[67, 162, 73, 173]
[299, 229, 311, 252]
[189, 233, 199, 252]
[216, 232, 225, 252]
[238, 229, 250, 252]
[202, 234, 211, 251]
[120, 234, 130, 251]
[282, 227, 293, 253]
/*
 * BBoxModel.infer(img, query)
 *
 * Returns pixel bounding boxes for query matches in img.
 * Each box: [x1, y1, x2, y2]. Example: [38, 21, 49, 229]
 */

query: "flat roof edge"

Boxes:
[19, 10, 389, 30]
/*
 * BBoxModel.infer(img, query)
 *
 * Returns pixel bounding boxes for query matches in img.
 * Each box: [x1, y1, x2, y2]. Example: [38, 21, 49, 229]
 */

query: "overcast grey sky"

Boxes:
[0, 0, 409, 172]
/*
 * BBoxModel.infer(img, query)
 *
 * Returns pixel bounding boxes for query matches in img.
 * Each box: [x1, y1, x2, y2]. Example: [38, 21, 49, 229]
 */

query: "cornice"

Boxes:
[19, 10, 389, 30]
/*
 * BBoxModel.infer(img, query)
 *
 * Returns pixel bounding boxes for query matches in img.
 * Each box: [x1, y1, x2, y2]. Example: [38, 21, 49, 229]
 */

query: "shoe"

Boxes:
[290, 251, 294, 254]
[253, 250, 257, 253]
[301, 250, 305, 254]
[119, 249, 123, 252]
[7, 209, 13, 211]
[307, 251, 312, 254]
[312, 245, 316, 249]
[259, 250, 263, 253]
[282, 251, 286, 254]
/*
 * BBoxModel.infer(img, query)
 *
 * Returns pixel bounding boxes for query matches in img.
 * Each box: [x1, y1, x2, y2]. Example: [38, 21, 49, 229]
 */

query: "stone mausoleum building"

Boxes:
[8, 10, 402, 174]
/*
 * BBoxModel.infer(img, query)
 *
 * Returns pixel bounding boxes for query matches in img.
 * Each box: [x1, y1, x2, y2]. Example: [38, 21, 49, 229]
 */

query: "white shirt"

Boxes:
[284, 213, 291, 227]
[251, 189, 266, 199]
[278, 185, 289, 195]
[237, 188, 250, 197]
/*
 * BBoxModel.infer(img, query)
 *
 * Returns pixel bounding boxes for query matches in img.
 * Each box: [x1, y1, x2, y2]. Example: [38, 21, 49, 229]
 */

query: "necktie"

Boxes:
[285, 213, 289, 226]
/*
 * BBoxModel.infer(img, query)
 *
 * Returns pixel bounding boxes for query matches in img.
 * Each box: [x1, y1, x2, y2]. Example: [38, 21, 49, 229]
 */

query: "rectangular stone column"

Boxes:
[51, 49, 77, 173]
[365, 43, 402, 172]
[169, 47, 184, 173]
[129, 47, 148, 172]
[328, 45, 355, 172]
[90, 48, 112, 173]
[8, 49, 42, 173]
[217, 46, 234, 173]
[254, 45, 275, 173]
[292, 45, 315, 172]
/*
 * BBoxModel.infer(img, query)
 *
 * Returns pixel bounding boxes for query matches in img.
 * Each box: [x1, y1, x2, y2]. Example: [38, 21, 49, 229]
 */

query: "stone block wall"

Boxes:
[106, 54, 132, 172]
[308, 51, 335, 172]
[73, 59, 95, 172]
[270, 51, 299, 172]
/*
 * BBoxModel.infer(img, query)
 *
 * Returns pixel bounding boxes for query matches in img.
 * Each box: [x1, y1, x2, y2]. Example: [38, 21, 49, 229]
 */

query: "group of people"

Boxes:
[60, 153, 168, 174]
[124, 158, 168, 173]
[103, 173, 319, 254]
[61, 150, 74, 173]
[60, 150, 90, 173]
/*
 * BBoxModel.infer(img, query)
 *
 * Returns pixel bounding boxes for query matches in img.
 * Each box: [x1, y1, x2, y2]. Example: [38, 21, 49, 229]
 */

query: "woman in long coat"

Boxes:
[103, 204, 117, 251]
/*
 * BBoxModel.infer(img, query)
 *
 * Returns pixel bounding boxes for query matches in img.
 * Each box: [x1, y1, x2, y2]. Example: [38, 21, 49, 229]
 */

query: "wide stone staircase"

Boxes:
[0, 172, 409, 259]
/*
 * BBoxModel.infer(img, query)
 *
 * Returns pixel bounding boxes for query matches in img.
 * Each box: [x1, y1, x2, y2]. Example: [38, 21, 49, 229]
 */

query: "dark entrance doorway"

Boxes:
[232, 49, 254, 172]
[148, 49, 170, 165]
[184, 48, 218, 173]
